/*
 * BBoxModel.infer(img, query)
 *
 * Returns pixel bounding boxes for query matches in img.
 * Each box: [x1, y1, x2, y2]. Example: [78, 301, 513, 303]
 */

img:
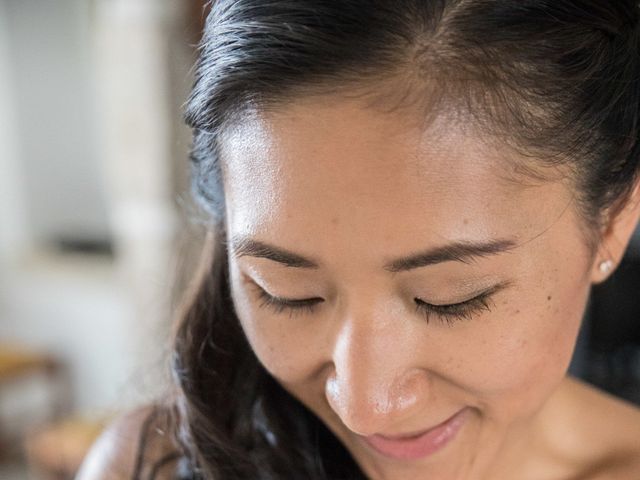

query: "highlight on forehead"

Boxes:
[217, 80, 572, 197]
[216, 89, 593, 264]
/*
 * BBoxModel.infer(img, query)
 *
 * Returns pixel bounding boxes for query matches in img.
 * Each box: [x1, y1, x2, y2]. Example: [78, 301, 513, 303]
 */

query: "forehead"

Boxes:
[219, 97, 573, 264]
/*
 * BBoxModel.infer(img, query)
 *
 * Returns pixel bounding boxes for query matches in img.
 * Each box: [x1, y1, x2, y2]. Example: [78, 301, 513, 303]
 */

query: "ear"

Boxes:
[590, 179, 640, 284]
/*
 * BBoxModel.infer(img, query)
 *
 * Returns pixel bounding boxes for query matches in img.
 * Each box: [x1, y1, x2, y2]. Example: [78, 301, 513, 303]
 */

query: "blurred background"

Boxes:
[0, 0, 207, 478]
[0, 1, 638, 479]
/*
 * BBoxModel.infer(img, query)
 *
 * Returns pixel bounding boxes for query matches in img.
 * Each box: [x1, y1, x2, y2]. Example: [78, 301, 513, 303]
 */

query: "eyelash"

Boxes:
[413, 294, 493, 325]
[251, 283, 495, 325]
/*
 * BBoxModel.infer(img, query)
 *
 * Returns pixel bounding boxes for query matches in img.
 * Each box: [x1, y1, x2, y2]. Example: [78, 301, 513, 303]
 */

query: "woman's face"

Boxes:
[221, 96, 598, 479]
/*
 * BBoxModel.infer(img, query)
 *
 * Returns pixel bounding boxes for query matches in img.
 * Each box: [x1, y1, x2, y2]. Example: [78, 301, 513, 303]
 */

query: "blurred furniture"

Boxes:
[0, 343, 70, 458]
[24, 416, 105, 480]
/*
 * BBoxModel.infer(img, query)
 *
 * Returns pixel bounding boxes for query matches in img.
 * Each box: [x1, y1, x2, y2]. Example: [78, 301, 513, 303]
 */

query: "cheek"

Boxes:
[228, 264, 323, 383]
[452, 264, 590, 420]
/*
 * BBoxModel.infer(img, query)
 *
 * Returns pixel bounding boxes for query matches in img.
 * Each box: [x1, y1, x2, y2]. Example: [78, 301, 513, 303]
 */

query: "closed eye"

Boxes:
[414, 292, 493, 325]
[250, 279, 509, 324]
[251, 282, 324, 318]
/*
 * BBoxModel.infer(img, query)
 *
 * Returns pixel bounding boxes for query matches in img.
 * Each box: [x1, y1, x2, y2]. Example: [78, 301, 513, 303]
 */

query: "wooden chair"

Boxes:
[24, 417, 106, 480]
[0, 344, 70, 459]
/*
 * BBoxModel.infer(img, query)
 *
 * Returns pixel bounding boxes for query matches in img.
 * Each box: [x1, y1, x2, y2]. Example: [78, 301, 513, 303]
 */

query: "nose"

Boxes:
[324, 308, 430, 437]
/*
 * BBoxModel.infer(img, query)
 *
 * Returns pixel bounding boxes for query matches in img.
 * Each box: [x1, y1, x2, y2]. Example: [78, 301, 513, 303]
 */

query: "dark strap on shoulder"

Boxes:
[131, 406, 160, 480]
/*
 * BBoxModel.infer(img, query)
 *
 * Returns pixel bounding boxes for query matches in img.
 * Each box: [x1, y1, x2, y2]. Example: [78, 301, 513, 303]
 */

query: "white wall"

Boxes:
[0, 0, 30, 261]
[0, 0, 184, 417]
[0, 254, 144, 413]
[1, 0, 110, 246]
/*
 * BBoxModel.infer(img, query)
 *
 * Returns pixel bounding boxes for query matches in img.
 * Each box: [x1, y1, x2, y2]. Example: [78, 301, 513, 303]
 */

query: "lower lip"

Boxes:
[361, 408, 469, 461]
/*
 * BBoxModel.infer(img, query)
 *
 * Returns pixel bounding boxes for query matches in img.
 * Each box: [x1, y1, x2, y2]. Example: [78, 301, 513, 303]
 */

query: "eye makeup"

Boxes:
[247, 279, 509, 325]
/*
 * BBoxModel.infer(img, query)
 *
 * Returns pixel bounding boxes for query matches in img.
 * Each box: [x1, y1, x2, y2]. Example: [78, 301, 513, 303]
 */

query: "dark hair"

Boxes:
[163, 1, 640, 479]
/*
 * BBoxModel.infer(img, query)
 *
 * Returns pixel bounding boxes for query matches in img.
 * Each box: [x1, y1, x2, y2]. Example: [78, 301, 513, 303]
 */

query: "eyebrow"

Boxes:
[230, 235, 517, 273]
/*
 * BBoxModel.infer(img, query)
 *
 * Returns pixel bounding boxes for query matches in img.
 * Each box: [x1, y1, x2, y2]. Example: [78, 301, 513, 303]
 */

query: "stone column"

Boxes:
[93, 0, 188, 404]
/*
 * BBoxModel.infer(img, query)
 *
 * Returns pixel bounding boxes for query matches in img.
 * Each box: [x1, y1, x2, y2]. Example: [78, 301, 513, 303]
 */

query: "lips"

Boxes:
[360, 407, 469, 461]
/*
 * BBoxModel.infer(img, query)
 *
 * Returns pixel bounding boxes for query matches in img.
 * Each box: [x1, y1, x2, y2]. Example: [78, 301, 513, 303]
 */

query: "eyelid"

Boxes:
[249, 281, 323, 319]
[246, 277, 324, 304]
[416, 281, 508, 307]
[241, 272, 324, 297]
[415, 284, 502, 308]
[262, 290, 324, 306]
[247, 272, 511, 325]
[246, 273, 509, 305]
[414, 293, 493, 325]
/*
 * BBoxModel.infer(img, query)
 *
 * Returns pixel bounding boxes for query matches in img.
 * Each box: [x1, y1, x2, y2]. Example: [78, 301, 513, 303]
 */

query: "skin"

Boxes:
[220, 94, 640, 480]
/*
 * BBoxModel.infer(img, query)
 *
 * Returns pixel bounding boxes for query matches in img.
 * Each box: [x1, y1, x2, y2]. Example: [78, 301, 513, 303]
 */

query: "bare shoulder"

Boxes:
[561, 376, 640, 479]
[75, 404, 183, 480]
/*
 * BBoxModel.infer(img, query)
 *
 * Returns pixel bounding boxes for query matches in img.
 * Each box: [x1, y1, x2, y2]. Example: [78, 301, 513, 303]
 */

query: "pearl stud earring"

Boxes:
[599, 259, 613, 273]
